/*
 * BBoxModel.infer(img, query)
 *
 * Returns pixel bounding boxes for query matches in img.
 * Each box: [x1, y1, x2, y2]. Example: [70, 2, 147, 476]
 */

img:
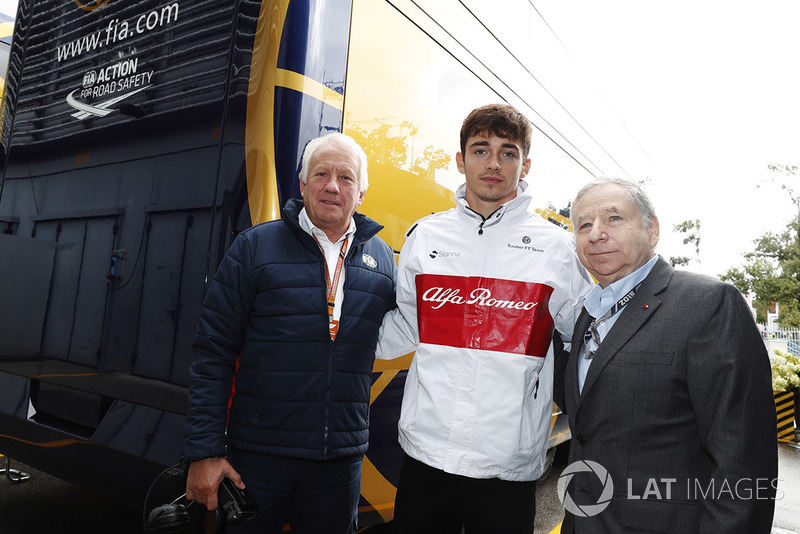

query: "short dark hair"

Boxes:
[460, 104, 532, 158]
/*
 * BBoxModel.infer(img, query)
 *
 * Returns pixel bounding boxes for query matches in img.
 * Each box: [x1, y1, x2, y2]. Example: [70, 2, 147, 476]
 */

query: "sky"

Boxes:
[0, 1, 797, 277]
[537, 1, 800, 277]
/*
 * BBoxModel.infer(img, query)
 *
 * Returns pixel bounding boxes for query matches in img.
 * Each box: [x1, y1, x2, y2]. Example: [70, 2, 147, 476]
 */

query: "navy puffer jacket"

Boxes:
[184, 199, 396, 462]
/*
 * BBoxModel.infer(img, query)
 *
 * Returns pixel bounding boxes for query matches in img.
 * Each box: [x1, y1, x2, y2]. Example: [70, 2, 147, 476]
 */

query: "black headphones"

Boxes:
[143, 465, 257, 533]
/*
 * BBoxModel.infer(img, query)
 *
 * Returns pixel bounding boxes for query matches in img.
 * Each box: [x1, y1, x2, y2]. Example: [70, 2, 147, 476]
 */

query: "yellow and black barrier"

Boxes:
[775, 390, 796, 443]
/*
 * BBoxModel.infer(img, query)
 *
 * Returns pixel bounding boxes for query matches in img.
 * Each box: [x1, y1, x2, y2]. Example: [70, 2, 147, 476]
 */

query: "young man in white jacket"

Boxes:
[377, 103, 594, 534]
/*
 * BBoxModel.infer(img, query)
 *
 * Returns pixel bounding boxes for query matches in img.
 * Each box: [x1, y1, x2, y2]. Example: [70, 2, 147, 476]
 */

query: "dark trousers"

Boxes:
[226, 449, 362, 534]
[392, 454, 537, 534]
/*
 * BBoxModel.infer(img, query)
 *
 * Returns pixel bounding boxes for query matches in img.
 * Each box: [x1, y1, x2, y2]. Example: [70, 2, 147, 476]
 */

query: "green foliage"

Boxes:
[672, 219, 701, 268]
[766, 164, 799, 207]
[721, 164, 800, 326]
[674, 218, 701, 256]
[669, 256, 690, 267]
[721, 220, 800, 325]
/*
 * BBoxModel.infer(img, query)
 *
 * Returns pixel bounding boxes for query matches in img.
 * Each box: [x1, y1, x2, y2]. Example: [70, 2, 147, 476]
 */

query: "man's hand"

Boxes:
[186, 457, 245, 510]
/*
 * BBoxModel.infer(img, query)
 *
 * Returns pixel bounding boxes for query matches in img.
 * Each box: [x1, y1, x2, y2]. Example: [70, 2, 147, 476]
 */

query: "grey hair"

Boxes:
[572, 177, 656, 229]
[299, 132, 369, 193]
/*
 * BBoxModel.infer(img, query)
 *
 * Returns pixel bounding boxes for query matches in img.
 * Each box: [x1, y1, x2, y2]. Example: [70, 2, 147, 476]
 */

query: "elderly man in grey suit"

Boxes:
[555, 177, 778, 533]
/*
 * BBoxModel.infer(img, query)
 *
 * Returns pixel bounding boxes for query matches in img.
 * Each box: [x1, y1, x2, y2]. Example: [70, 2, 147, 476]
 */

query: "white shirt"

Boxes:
[298, 208, 356, 324]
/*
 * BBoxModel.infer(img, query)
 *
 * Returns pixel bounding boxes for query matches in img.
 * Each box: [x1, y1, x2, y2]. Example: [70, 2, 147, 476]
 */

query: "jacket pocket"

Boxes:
[517, 356, 548, 455]
[613, 350, 674, 365]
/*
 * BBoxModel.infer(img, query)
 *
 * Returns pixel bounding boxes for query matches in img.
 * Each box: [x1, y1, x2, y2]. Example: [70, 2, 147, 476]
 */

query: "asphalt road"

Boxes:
[0, 456, 142, 533]
[774, 442, 800, 533]
[0, 447, 567, 534]
[0, 446, 574, 534]
[3, 442, 799, 534]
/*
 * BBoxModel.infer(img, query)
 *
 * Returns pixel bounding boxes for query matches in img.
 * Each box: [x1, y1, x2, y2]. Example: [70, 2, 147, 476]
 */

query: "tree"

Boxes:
[411, 145, 450, 182]
[765, 164, 799, 213]
[670, 219, 701, 269]
[721, 164, 800, 326]
[669, 256, 691, 268]
[347, 119, 450, 180]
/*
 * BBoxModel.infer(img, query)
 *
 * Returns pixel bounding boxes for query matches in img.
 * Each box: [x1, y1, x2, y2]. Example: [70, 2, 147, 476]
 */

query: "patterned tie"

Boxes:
[583, 319, 601, 359]
[582, 283, 642, 360]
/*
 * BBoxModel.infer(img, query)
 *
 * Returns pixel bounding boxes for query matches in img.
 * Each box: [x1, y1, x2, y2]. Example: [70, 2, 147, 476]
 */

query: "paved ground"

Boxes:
[773, 441, 800, 533]
[0, 451, 567, 534]
[0, 457, 141, 533]
[0, 440, 798, 534]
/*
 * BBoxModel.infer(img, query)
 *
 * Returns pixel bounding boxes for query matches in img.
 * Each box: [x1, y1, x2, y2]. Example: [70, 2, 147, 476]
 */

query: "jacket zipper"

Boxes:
[320, 244, 334, 459]
[323, 341, 335, 459]
[321, 240, 358, 459]
[467, 206, 502, 236]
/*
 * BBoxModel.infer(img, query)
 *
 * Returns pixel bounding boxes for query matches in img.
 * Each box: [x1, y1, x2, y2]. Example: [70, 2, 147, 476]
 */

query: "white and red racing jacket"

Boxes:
[377, 181, 594, 482]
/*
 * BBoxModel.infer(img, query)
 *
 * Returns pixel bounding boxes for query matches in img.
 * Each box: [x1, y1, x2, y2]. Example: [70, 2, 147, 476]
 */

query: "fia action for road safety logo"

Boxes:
[75, 0, 112, 11]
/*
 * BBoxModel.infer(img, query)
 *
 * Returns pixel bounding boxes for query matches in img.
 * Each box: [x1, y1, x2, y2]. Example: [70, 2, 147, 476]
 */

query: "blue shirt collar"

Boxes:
[584, 255, 658, 318]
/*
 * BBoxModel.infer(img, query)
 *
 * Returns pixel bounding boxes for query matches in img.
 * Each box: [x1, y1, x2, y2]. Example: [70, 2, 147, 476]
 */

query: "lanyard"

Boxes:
[583, 283, 642, 359]
[314, 234, 349, 340]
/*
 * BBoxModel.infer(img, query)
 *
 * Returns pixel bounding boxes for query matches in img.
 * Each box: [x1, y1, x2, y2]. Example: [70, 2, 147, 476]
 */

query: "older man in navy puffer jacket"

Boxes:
[183, 132, 396, 534]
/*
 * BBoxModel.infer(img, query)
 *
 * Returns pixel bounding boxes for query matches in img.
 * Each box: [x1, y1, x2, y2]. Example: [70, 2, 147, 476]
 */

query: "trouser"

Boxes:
[392, 453, 537, 534]
[225, 449, 362, 534]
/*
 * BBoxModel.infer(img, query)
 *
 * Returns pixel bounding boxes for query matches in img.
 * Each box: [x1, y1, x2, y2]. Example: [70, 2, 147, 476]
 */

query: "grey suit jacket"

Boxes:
[556, 258, 777, 533]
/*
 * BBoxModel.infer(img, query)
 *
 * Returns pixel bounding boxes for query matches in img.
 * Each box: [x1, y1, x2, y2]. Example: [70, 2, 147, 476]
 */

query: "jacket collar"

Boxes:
[281, 198, 384, 246]
[455, 180, 533, 226]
